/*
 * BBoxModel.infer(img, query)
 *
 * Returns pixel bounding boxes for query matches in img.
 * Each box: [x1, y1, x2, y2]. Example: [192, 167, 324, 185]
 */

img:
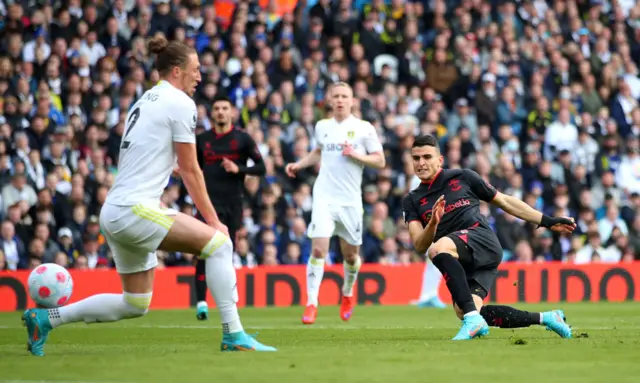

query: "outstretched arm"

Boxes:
[491, 192, 575, 232]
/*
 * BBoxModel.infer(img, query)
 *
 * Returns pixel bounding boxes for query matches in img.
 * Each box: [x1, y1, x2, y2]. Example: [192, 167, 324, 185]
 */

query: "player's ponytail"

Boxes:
[147, 35, 194, 76]
[147, 35, 169, 55]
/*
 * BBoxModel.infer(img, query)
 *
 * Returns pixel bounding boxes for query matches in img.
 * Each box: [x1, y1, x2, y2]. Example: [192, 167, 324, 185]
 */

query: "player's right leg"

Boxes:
[335, 206, 365, 322]
[426, 235, 489, 340]
[22, 269, 155, 356]
[302, 204, 335, 324]
[159, 212, 275, 351]
[302, 237, 330, 324]
[23, 202, 162, 356]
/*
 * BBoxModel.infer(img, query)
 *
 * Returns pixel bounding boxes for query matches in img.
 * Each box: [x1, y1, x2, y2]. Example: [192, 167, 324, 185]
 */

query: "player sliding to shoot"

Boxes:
[286, 82, 385, 324]
[402, 135, 574, 340]
[22, 36, 276, 355]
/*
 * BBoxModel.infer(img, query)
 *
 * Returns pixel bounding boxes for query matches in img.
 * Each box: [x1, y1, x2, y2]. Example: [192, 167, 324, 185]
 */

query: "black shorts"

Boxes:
[197, 201, 243, 246]
[446, 225, 502, 299]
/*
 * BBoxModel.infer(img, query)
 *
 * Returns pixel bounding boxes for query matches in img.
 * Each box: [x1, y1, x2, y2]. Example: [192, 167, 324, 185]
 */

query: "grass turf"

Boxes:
[1, 303, 639, 383]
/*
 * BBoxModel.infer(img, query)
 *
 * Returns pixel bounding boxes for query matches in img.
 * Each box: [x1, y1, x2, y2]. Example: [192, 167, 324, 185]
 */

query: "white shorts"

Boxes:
[307, 203, 363, 246]
[99, 201, 178, 274]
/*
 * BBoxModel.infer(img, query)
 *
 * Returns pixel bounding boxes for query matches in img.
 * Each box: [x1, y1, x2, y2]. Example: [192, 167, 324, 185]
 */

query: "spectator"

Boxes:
[279, 217, 311, 263]
[0, 220, 26, 270]
[33, 223, 61, 263]
[2, 173, 37, 214]
[576, 231, 621, 264]
[446, 98, 478, 139]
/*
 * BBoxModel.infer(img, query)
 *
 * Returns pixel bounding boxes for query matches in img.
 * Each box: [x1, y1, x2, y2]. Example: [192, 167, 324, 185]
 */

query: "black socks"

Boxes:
[480, 305, 541, 328]
[431, 253, 477, 314]
[195, 258, 207, 302]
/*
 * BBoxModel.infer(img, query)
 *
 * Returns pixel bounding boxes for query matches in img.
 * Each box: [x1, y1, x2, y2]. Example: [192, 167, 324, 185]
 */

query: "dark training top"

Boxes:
[402, 168, 498, 242]
[196, 127, 265, 204]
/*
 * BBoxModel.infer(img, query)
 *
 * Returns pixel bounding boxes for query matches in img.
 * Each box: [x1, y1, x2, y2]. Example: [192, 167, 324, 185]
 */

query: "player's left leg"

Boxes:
[160, 212, 275, 351]
[194, 207, 237, 321]
[335, 206, 364, 321]
[338, 239, 361, 321]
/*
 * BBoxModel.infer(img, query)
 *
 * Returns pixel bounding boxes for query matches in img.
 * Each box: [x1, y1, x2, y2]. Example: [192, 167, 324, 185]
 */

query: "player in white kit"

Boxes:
[285, 83, 385, 324]
[22, 36, 276, 355]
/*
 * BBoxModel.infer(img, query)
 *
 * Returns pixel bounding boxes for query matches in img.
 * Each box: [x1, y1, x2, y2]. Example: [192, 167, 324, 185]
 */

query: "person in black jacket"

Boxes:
[193, 95, 265, 320]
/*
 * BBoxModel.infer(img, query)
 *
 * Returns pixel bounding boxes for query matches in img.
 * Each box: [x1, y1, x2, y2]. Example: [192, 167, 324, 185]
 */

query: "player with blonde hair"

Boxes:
[286, 83, 385, 324]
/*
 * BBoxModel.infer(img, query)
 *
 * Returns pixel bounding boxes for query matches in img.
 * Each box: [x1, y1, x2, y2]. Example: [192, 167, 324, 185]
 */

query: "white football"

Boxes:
[27, 263, 74, 308]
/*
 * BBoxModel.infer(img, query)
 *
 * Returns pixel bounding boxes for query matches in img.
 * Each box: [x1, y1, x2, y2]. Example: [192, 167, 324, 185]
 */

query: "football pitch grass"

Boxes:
[1, 303, 639, 383]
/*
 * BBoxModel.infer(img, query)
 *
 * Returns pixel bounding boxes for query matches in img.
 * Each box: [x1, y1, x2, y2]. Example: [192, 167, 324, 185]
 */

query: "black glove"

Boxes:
[539, 215, 573, 229]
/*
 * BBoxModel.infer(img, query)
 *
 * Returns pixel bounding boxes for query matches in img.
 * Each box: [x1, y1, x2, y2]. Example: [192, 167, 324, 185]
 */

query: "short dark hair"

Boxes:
[412, 134, 439, 149]
[212, 94, 232, 105]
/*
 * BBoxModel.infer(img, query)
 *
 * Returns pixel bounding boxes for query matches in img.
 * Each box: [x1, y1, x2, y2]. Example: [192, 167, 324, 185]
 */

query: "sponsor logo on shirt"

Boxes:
[323, 143, 360, 152]
[420, 198, 471, 223]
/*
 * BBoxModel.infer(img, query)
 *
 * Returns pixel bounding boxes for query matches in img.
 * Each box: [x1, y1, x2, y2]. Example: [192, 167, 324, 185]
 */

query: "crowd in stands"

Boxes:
[0, 0, 639, 272]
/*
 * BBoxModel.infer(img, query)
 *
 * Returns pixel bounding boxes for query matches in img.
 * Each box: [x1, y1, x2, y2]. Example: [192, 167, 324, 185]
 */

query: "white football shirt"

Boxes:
[105, 81, 197, 206]
[313, 115, 383, 207]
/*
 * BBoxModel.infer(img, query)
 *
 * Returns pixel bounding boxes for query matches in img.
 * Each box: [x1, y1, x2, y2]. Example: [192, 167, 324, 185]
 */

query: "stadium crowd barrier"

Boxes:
[1, 263, 638, 311]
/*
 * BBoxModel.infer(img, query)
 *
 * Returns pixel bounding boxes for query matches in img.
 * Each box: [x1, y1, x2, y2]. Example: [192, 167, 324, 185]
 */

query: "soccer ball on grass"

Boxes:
[27, 263, 74, 308]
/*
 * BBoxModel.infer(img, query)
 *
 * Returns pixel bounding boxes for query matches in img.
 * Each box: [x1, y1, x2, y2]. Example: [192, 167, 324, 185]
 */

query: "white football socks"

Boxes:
[419, 260, 443, 301]
[202, 231, 243, 334]
[342, 256, 361, 297]
[306, 256, 325, 306]
[47, 292, 151, 328]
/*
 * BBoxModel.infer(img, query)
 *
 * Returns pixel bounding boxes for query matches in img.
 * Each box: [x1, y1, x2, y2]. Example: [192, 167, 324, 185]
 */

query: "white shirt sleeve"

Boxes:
[364, 123, 383, 153]
[171, 99, 197, 144]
